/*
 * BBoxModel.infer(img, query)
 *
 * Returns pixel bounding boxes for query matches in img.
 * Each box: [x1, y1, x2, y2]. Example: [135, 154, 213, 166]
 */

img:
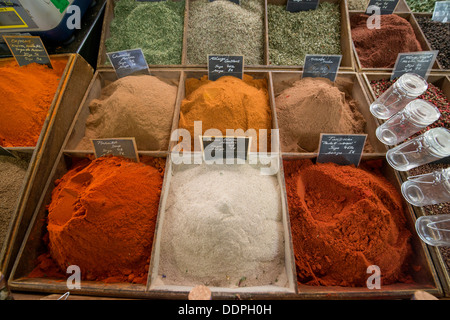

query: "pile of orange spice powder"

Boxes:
[283, 159, 415, 287]
[0, 59, 67, 147]
[29, 156, 165, 284]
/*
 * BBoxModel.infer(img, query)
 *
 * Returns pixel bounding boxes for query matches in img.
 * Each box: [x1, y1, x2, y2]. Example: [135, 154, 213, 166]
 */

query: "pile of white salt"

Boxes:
[76, 75, 178, 151]
[157, 163, 287, 289]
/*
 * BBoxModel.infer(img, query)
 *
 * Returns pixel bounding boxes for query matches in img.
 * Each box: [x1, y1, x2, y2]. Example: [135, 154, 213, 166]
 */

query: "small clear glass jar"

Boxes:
[370, 73, 428, 120]
[416, 214, 450, 247]
[376, 99, 441, 145]
[401, 168, 450, 207]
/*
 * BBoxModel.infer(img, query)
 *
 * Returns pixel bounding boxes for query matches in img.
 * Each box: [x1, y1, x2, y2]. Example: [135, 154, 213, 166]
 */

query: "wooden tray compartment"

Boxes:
[97, 0, 188, 69]
[271, 71, 387, 157]
[64, 69, 183, 153]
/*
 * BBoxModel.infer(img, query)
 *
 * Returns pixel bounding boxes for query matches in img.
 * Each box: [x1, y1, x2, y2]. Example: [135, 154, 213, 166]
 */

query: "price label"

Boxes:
[365, 0, 399, 15]
[201, 136, 251, 162]
[91, 138, 139, 162]
[3, 35, 52, 68]
[432, 1, 450, 22]
[286, 0, 319, 12]
[317, 134, 367, 167]
[107, 48, 149, 79]
[303, 55, 342, 82]
[391, 51, 438, 80]
[208, 55, 244, 81]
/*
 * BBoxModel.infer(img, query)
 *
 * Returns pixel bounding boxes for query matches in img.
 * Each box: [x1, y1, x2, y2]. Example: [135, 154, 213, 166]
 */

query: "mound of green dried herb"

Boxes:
[105, 0, 185, 65]
[268, 2, 342, 66]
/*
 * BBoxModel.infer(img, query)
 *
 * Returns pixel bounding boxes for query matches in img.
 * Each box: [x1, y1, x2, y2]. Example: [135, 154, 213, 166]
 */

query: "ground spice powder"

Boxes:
[179, 75, 272, 151]
[159, 163, 285, 288]
[284, 159, 413, 287]
[415, 16, 450, 70]
[351, 14, 422, 68]
[0, 59, 67, 147]
[275, 77, 372, 153]
[29, 156, 165, 284]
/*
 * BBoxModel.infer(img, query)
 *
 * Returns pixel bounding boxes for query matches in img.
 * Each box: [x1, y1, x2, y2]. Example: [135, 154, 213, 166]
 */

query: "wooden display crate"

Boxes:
[265, 0, 355, 71]
[97, 0, 188, 69]
[350, 12, 443, 73]
[0, 54, 94, 278]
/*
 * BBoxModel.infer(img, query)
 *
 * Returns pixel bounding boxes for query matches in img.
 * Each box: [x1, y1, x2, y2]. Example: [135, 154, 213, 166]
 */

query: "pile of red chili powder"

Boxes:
[29, 156, 165, 284]
[0, 59, 67, 147]
[351, 14, 422, 68]
[283, 159, 413, 287]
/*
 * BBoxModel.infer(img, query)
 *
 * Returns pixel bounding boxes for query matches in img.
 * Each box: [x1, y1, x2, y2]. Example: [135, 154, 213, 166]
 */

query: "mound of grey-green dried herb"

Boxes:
[0, 155, 28, 251]
[187, 0, 264, 65]
[105, 0, 185, 65]
[268, 3, 342, 66]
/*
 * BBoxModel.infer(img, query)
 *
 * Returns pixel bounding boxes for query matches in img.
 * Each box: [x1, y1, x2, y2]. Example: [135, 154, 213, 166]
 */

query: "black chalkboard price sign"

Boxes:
[286, 0, 319, 12]
[391, 51, 438, 80]
[2, 35, 52, 68]
[91, 138, 139, 162]
[365, 0, 399, 15]
[201, 136, 251, 162]
[0, 146, 16, 158]
[317, 134, 367, 167]
[303, 55, 342, 82]
[107, 48, 149, 79]
[432, 1, 449, 22]
[208, 55, 244, 81]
